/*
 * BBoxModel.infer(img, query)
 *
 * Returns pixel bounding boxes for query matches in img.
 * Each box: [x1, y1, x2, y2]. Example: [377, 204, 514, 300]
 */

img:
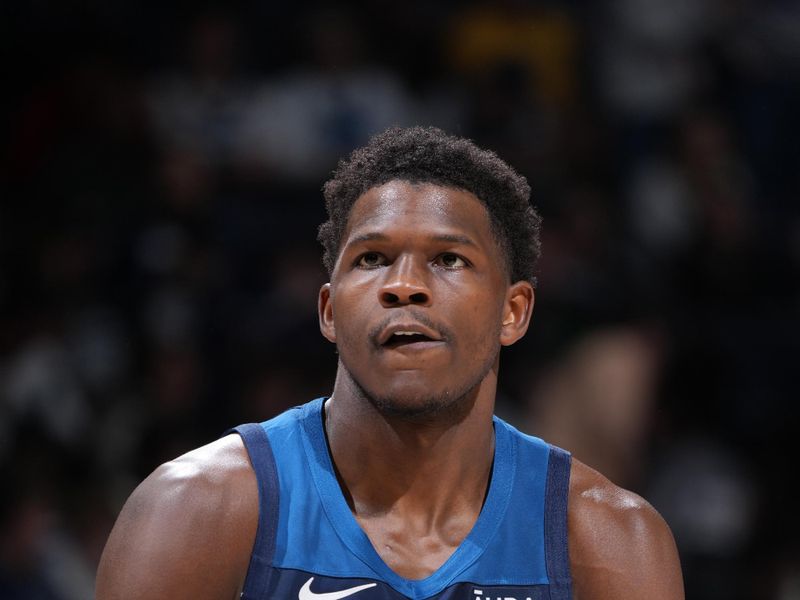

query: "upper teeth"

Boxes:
[395, 331, 419, 336]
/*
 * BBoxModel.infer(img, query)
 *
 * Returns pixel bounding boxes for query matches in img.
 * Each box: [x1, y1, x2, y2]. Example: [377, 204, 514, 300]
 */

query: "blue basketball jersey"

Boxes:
[231, 398, 572, 600]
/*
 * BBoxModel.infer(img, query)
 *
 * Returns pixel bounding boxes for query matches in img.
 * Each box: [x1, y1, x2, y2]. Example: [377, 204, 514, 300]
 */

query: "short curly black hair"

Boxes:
[318, 126, 541, 284]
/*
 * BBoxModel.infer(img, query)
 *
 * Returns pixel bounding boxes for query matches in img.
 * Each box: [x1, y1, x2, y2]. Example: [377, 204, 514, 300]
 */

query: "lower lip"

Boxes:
[381, 340, 445, 354]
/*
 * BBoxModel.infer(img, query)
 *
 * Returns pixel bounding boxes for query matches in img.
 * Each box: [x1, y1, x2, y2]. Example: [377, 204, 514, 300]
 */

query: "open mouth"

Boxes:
[382, 332, 435, 349]
[374, 321, 445, 351]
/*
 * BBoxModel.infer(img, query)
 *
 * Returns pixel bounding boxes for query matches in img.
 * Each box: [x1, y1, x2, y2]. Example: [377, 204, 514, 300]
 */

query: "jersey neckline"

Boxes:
[298, 397, 517, 599]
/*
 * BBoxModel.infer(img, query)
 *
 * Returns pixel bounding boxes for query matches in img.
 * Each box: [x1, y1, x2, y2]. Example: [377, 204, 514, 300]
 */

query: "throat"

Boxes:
[339, 434, 496, 581]
[323, 390, 497, 516]
[322, 384, 498, 578]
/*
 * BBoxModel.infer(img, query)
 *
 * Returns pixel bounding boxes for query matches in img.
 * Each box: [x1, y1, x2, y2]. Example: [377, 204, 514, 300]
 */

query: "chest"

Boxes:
[355, 512, 476, 580]
[237, 405, 573, 598]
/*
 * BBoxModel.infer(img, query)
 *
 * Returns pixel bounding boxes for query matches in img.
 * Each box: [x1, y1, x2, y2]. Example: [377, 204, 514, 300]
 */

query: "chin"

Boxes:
[357, 377, 479, 422]
[368, 392, 457, 420]
[339, 356, 494, 422]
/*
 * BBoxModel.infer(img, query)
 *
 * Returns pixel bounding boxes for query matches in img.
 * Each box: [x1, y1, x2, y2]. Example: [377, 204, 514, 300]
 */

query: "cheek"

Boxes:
[458, 295, 504, 347]
[331, 292, 369, 346]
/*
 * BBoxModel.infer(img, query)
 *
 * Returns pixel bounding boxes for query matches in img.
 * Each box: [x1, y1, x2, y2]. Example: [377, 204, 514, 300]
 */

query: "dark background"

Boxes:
[1, 1, 798, 598]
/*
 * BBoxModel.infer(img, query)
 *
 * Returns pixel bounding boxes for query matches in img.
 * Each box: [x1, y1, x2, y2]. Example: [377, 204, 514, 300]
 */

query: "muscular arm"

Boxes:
[568, 460, 684, 600]
[96, 434, 258, 600]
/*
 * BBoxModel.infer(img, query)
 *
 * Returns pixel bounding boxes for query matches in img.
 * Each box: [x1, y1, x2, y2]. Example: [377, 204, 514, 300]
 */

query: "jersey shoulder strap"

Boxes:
[544, 444, 572, 598]
[229, 422, 280, 598]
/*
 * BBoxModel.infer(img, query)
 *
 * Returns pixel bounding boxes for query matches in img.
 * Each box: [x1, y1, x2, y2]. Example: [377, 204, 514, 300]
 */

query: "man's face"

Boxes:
[319, 180, 533, 418]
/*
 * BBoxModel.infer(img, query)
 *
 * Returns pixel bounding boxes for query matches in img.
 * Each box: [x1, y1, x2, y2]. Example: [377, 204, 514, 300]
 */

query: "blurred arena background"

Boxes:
[1, 1, 798, 598]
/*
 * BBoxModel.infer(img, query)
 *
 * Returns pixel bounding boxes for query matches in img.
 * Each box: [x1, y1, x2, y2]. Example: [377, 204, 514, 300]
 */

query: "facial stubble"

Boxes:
[337, 330, 502, 424]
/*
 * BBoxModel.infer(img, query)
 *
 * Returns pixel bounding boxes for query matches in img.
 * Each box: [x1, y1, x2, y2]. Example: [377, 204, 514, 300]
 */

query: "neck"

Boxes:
[324, 364, 498, 523]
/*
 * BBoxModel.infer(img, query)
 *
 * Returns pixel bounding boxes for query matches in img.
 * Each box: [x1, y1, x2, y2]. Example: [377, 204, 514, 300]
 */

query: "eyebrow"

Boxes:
[348, 232, 478, 247]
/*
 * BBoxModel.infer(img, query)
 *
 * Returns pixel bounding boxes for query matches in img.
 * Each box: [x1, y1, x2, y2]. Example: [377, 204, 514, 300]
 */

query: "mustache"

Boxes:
[368, 309, 452, 348]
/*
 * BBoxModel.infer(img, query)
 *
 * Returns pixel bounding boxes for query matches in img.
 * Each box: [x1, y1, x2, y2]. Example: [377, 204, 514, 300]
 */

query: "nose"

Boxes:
[378, 256, 431, 307]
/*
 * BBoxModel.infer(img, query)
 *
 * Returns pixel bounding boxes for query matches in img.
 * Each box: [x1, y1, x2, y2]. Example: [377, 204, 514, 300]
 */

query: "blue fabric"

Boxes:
[544, 447, 573, 600]
[234, 398, 573, 600]
[229, 423, 280, 598]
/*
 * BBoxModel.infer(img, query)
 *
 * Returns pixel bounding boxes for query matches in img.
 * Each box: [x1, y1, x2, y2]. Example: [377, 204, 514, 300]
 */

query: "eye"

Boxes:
[356, 252, 386, 268]
[435, 253, 468, 268]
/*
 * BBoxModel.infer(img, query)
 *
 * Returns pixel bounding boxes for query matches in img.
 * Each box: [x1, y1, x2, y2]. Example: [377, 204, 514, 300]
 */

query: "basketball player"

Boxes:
[97, 127, 683, 599]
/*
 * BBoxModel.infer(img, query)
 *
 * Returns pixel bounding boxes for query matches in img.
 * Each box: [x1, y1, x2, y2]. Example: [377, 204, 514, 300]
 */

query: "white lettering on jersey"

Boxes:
[472, 588, 533, 600]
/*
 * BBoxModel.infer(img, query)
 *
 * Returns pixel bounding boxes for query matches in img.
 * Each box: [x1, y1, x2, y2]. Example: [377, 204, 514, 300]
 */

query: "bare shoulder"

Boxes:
[568, 459, 684, 600]
[96, 433, 258, 600]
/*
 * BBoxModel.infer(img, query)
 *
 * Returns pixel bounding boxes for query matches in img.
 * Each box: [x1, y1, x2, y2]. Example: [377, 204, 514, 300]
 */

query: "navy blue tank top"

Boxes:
[232, 398, 572, 600]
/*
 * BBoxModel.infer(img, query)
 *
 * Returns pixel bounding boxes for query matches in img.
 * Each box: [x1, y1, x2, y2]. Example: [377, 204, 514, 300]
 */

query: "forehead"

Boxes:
[343, 180, 494, 241]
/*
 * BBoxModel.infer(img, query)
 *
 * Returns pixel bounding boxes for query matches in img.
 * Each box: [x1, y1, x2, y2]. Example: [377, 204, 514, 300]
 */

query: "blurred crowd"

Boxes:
[1, 1, 799, 599]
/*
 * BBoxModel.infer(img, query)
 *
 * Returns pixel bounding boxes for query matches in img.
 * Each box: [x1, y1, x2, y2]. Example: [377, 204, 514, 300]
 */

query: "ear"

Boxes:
[318, 283, 336, 343]
[499, 281, 534, 346]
